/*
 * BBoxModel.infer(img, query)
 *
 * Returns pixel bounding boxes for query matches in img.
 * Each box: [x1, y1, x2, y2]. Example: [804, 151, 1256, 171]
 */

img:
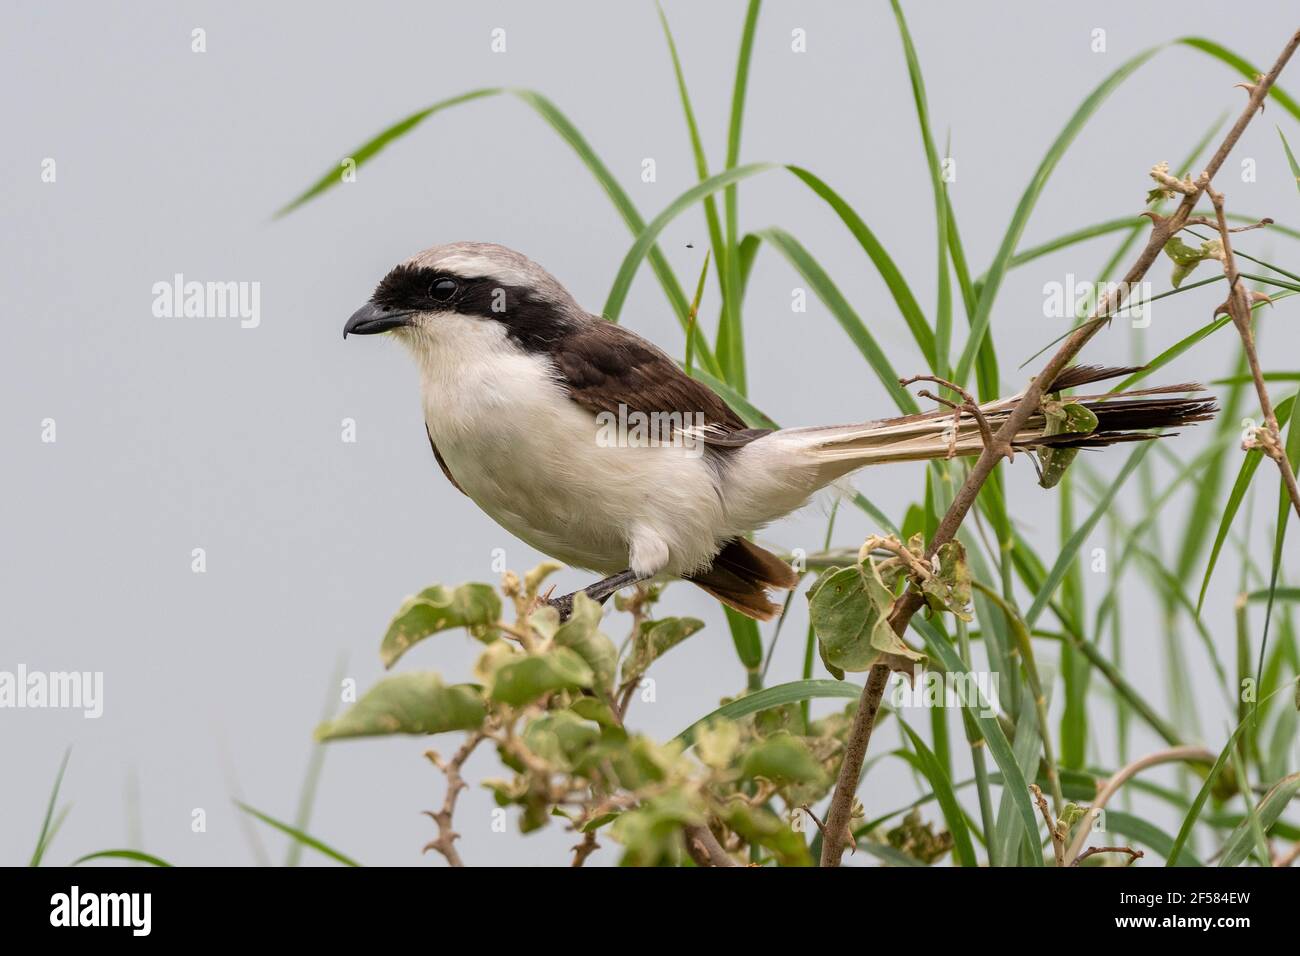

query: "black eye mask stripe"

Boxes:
[369, 264, 574, 353]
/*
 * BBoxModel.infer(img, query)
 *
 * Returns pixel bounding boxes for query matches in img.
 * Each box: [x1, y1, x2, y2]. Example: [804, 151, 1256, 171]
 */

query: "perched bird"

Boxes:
[345, 242, 1215, 620]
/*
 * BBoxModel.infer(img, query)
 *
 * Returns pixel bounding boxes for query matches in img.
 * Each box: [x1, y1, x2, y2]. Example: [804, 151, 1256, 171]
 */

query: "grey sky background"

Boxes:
[3, 1, 1297, 867]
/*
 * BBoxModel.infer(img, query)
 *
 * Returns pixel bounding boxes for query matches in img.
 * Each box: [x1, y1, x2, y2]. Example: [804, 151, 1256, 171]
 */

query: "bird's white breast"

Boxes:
[407, 314, 727, 577]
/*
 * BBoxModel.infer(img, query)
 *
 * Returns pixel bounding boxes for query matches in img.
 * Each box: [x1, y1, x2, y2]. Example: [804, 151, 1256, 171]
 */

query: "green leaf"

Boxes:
[921, 540, 974, 620]
[674, 679, 863, 745]
[1163, 235, 1223, 288]
[621, 615, 705, 684]
[740, 734, 826, 787]
[552, 592, 618, 693]
[1036, 401, 1098, 488]
[808, 563, 924, 673]
[380, 582, 501, 668]
[611, 791, 704, 867]
[719, 802, 811, 867]
[315, 673, 486, 740]
[489, 648, 594, 707]
[522, 711, 601, 770]
[235, 802, 361, 867]
[73, 849, 173, 867]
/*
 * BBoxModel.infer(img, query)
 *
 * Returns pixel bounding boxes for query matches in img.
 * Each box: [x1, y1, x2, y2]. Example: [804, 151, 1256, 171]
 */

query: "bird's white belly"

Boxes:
[413, 318, 726, 576]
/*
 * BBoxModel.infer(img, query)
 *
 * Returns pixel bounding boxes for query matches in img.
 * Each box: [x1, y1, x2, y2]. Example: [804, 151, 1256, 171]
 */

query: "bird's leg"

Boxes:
[547, 570, 645, 622]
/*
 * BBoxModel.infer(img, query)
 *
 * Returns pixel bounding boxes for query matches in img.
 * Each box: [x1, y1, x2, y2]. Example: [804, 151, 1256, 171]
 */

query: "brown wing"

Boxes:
[551, 320, 768, 447]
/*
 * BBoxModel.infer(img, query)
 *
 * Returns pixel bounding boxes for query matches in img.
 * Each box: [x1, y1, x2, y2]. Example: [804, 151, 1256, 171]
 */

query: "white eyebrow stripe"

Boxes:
[410, 253, 532, 287]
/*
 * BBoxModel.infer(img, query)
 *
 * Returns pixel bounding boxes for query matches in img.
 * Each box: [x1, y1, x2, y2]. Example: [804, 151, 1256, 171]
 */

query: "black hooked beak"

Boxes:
[343, 302, 416, 339]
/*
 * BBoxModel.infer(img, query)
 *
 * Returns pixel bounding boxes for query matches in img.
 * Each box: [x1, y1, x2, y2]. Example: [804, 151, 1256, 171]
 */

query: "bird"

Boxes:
[344, 241, 1216, 621]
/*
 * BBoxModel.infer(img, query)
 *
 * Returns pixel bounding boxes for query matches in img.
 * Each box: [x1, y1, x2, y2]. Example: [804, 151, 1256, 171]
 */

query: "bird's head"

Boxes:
[343, 241, 581, 355]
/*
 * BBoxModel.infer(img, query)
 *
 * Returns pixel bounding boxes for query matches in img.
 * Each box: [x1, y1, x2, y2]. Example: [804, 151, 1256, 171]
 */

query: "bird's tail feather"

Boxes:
[788, 365, 1217, 472]
[687, 537, 800, 622]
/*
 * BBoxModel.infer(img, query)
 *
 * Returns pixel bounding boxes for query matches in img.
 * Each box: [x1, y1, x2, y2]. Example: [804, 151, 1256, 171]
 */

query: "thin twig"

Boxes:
[817, 29, 1300, 868]
[901, 373, 1000, 459]
[683, 823, 740, 867]
[1072, 845, 1145, 866]
[423, 731, 487, 866]
[570, 828, 600, 867]
[1204, 182, 1300, 521]
[1031, 784, 1066, 866]
[1273, 839, 1300, 868]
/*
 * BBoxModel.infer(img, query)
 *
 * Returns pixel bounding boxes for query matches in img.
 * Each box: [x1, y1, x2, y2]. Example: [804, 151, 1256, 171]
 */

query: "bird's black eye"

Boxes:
[430, 277, 458, 302]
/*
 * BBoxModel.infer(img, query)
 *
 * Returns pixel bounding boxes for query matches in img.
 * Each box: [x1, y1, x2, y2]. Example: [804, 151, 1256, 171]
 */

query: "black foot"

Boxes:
[546, 570, 644, 622]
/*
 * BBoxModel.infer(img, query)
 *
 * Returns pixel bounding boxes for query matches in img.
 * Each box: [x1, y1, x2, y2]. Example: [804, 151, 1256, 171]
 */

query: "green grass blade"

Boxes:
[912, 617, 1042, 865]
[603, 162, 777, 322]
[992, 681, 1045, 865]
[1103, 811, 1203, 866]
[1004, 216, 1142, 271]
[718, 0, 763, 389]
[1198, 394, 1296, 613]
[725, 606, 765, 690]
[275, 88, 503, 216]
[1256, 389, 1300, 712]
[1246, 587, 1300, 603]
[29, 747, 71, 867]
[1220, 771, 1300, 867]
[1178, 37, 1300, 121]
[684, 251, 711, 378]
[674, 679, 864, 745]
[897, 719, 978, 866]
[1166, 679, 1298, 866]
[656, 1, 736, 387]
[74, 849, 173, 868]
[890, 0, 950, 377]
[287, 653, 347, 867]
[954, 46, 1161, 386]
[1025, 441, 1153, 627]
[1112, 290, 1298, 393]
[755, 227, 919, 414]
[235, 801, 361, 867]
[788, 166, 935, 366]
[275, 86, 716, 374]
[1281, 126, 1300, 188]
